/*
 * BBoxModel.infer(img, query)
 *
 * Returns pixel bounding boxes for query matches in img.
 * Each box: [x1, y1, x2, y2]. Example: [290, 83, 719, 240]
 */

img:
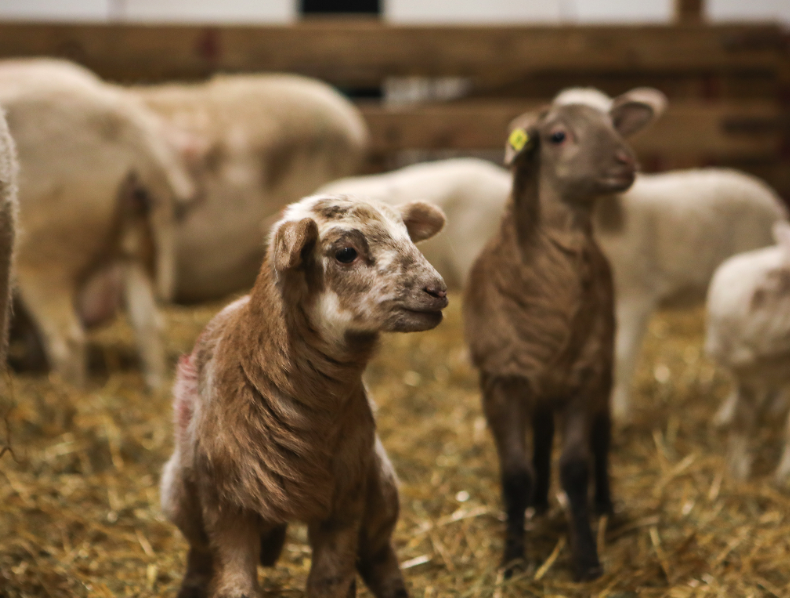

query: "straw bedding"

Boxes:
[1, 295, 788, 597]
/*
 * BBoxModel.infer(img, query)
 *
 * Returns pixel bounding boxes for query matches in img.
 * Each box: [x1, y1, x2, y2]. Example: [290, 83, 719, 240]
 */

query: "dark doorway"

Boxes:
[300, 0, 381, 15]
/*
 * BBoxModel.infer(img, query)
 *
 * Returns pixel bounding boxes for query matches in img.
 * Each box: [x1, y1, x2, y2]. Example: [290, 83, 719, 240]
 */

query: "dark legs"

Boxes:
[259, 524, 288, 567]
[591, 410, 613, 516]
[560, 412, 602, 581]
[531, 406, 554, 514]
[482, 376, 531, 575]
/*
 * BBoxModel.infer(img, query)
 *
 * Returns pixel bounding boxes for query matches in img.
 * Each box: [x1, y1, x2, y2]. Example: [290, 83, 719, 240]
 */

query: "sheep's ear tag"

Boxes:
[508, 128, 530, 152]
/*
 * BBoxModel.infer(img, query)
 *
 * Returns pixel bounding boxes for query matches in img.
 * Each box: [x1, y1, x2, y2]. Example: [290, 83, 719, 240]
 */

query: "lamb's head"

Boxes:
[268, 194, 448, 341]
[504, 88, 666, 204]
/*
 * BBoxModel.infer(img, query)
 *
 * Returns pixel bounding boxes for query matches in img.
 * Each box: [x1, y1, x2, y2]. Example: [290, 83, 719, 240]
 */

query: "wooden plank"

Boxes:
[0, 22, 784, 86]
[358, 100, 786, 160]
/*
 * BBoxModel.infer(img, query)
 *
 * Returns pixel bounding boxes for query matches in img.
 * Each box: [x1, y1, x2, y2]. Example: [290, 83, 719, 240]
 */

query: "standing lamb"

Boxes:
[0, 58, 194, 388]
[0, 110, 17, 365]
[129, 74, 369, 303]
[317, 158, 510, 290]
[464, 92, 663, 580]
[161, 194, 448, 598]
[705, 221, 790, 484]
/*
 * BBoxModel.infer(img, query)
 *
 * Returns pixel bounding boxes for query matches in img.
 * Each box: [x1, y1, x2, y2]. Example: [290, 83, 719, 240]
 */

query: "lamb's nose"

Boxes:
[615, 150, 635, 167]
[424, 284, 447, 299]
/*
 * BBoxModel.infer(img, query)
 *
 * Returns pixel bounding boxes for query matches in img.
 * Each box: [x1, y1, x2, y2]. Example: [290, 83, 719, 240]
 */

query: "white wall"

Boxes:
[118, 0, 293, 24]
[0, 0, 295, 22]
[566, 0, 674, 23]
[0, 0, 111, 21]
[0, 0, 787, 25]
[707, 0, 790, 24]
[385, 0, 564, 24]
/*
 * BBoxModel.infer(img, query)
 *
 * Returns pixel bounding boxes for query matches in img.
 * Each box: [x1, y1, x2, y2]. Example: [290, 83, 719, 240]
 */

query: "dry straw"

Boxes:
[1, 297, 789, 597]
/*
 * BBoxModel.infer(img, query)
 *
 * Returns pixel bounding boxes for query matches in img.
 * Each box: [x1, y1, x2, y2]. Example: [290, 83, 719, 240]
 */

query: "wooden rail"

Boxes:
[360, 100, 787, 158]
[0, 22, 785, 86]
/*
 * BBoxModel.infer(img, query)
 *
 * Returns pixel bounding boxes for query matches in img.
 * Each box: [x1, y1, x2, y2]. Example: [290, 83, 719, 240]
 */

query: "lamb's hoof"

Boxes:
[573, 560, 603, 582]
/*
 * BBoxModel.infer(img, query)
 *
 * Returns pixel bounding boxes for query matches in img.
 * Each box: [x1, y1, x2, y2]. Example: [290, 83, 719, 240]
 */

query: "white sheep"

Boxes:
[129, 73, 369, 302]
[705, 221, 790, 483]
[0, 58, 194, 388]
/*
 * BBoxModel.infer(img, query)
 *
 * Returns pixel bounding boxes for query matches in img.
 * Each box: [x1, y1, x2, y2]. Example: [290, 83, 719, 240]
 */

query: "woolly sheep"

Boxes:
[705, 221, 790, 484]
[0, 58, 194, 388]
[129, 74, 369, 303]
[162, 193, 448, 598]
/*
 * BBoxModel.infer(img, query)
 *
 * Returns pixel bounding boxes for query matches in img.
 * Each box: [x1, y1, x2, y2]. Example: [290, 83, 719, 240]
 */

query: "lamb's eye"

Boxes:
[550, 131, 567, 144]
[335, 247, 358, 264]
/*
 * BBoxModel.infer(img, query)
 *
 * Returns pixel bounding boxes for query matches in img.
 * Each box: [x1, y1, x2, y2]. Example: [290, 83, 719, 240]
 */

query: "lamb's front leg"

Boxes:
[204, 508, 262, 598]
[308, 504, 364, 598]
[357, 437, 408, 598]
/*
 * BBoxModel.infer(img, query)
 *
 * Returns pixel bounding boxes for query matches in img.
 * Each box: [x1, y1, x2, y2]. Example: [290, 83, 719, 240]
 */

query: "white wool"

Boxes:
[553, 87, 613, 112]
[704, 228, 790, 483]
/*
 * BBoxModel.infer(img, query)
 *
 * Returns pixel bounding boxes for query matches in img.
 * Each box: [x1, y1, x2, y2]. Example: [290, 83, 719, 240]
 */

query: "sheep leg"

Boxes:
[530, 406, 554, 515]
[203, 508, 262, 598]
[307, 497, 365, 598]
[259, 524, 287, 567]
[559, 408, 602, 581]
[611, 295, 654, 424]
[590, 409, 614, 516]
[727, 382, 758, 481]
[482, 375, 531, 575]
[713, 389, 738, 428]
[161, 451, 213, 598]
[356, 438, 408, 598]
[121, 259, 166, 390]
[16, 274, 86, 386]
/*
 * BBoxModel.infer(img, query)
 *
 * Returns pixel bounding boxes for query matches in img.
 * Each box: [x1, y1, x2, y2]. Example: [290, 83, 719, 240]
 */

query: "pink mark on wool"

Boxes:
[173, 354, 198, 442]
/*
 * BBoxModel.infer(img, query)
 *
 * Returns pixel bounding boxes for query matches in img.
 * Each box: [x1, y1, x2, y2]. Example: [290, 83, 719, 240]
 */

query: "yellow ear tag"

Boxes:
[508, 128, 529, 152]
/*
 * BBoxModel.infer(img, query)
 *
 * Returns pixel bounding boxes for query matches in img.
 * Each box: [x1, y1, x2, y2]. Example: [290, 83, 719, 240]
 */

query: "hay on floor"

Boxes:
[1, 295, 789, 597]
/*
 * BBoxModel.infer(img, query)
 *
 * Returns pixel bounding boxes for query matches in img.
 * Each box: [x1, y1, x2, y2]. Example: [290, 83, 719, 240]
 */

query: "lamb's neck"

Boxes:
[511, 168, 595, 250]
[240, 263, 376, 411]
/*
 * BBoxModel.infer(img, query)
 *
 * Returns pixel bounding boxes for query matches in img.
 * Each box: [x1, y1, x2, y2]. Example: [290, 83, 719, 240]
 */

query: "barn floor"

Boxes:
[1, 294, 789, 598]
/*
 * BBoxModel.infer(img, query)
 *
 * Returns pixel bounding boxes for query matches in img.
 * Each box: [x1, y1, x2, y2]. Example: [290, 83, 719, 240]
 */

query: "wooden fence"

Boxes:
[0, 21, 788, 196]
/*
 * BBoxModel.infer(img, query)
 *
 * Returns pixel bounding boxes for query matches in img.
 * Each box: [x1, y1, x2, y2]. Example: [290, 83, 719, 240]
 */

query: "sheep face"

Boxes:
[271, 195, 448, 342]
[506, 103, 638, 203]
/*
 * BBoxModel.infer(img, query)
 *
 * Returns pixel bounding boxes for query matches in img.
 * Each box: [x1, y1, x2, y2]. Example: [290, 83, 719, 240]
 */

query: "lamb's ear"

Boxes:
[773, 221, 790, 256]
[400, 202, 445, 243]
[272, 218, 319, 272]
[610, 87, 667, 138]
[504, 111, 542, 166]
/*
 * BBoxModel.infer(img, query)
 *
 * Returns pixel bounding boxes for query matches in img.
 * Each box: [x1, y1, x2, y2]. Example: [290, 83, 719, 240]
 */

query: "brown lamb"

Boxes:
[161, 194, 448, 598]
[463, 92, 664, 581]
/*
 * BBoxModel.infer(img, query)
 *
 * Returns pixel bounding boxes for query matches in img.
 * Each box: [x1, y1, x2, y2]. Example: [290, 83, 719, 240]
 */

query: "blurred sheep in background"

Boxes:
[0, 58, 195, 389]
[705, 221, 790, 484]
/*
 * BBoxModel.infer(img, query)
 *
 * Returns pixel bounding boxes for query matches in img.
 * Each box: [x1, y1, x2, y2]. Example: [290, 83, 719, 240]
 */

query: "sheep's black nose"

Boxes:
[424, 284, 447, 299]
